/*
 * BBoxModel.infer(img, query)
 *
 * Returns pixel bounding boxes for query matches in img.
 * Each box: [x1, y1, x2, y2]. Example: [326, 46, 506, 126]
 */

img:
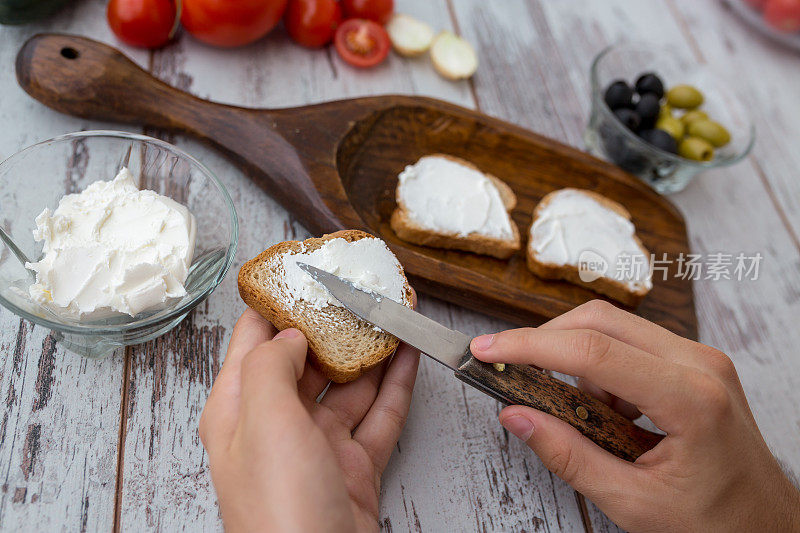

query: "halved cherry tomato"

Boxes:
[341, 0, 393, 25]
[285, 0, 342, 48]
[763, 0, 800, 32]
[181, 0, 288, 48]
[107, 0, 178, 49]
[334, 19, 391, 68]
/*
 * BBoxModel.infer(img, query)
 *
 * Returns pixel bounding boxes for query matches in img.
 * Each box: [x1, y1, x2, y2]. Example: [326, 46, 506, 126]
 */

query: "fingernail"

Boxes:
[274, 328, 300, 340]
[472, 334, 494, 352]
[502, 415, 534, 441]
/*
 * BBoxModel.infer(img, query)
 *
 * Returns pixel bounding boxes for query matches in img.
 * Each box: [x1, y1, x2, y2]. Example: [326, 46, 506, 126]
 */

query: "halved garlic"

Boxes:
[386, 14, 435, 57]
[430, 31, 478, 80]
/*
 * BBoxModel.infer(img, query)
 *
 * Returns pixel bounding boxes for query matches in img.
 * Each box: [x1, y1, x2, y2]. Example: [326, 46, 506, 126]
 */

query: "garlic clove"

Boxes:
[430, 31, 478, 80]
[386, 13, 435, 57]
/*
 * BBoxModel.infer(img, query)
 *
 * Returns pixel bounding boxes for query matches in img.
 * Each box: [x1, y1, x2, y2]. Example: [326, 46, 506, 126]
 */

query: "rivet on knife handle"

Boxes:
[454, 349, 663, 462]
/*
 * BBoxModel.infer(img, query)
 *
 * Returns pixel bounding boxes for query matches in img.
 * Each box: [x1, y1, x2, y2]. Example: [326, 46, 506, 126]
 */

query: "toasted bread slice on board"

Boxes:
[526, 189, 651, 307]
[390, 154, 521, 259]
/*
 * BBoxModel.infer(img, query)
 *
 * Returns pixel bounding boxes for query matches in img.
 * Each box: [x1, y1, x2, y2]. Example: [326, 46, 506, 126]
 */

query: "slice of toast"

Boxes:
[390, 154, 521, 259]
[526, 189, 652, 307]
[238, 230, 413, 383]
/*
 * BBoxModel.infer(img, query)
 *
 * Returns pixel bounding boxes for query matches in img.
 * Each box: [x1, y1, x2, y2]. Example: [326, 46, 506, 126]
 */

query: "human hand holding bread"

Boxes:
[199, 308, 421, 532]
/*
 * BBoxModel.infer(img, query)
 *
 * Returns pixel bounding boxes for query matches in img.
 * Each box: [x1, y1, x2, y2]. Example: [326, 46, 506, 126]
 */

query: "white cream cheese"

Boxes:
[397, 155, 513, 239]
[26, 168, 197, 320]
[280, 237, 406, 310]
[530, 189, 652, 291]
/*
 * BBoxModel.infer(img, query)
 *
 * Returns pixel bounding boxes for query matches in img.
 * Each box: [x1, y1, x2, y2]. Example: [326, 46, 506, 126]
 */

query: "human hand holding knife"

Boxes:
[298, 262, 663, 461]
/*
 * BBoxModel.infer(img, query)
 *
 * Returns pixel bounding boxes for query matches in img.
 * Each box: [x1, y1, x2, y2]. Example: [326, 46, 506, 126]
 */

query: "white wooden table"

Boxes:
[1, 1, 799, 531]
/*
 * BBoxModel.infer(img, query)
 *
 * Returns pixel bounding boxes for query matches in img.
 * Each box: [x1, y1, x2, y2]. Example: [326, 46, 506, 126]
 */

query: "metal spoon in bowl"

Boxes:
[0, 226, 35, 282]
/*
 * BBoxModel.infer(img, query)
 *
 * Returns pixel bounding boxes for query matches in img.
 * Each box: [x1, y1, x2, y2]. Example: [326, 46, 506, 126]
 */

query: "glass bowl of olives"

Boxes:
[584, 42, 755, 194]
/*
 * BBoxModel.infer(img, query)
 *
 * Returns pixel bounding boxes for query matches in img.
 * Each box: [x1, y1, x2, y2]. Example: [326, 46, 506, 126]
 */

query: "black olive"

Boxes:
[635, 93, 661, 130]
[604, 80, 634, 110]
[616, 148, 650, 173]
[635, 72, 664, 99]
[600, 122, 648, 173]
[639, 128, 678, 154]
[614, 108, 641, 132]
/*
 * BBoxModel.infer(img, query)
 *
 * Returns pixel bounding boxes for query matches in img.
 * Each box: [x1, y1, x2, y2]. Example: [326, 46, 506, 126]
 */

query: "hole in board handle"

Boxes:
[60, 47, 79, 60]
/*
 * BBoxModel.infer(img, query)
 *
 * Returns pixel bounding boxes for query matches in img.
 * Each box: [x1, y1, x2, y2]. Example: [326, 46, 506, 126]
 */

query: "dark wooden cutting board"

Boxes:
[16, 33, 697, 339]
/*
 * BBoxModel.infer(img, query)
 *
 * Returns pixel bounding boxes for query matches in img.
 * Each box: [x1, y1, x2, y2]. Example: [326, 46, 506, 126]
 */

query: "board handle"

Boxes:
[15, 33, 264, 135]
[455, 353, 662, 461]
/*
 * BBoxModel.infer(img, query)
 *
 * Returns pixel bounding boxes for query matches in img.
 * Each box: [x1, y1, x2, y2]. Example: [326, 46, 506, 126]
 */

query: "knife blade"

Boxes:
[297, 262, 470, 370]
[297, 262, 663, 462]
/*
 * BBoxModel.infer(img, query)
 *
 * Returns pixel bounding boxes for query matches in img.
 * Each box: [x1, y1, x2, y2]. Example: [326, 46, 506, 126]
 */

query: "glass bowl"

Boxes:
[0, 131, 238, 358]
[584, 42, 755, 194]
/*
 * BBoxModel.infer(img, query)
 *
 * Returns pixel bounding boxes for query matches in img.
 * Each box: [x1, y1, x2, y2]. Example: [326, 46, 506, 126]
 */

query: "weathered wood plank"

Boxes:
[0, 1, 149, 530]
[0, 324, 119, 532]
[115, 1, 586, 531]
[448, 0, 800, 530]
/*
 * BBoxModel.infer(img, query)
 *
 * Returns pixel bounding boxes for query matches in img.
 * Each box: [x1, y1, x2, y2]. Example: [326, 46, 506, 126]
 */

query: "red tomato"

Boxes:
[764, 0, 800, 32]
[107, 0, 177, 49]
[182, 0, 288, 48]
[285, 0, 342, 48]
[334, 19, 390, 68]
[341, 0, 393, 25]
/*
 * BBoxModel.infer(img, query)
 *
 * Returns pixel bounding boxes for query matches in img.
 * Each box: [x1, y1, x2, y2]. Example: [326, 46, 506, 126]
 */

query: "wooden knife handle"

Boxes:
[455, 353, 663, 461]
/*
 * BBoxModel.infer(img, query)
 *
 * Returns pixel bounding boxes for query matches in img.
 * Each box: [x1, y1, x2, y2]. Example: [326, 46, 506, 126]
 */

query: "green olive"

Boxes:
[666, 84, 704, 109]
[656, 115, 685, 140]
[679, 136, 714, 161]
[687, 119, 731, 147]
[680, 109, 708, 125]
[659, 104, 673, 118]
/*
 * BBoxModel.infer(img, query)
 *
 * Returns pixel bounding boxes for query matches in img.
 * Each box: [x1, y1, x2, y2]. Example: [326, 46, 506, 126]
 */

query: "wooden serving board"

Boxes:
[16, 33, 697, 339]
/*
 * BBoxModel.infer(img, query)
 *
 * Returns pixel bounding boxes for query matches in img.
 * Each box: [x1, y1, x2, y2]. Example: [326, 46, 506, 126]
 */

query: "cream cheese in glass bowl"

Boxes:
[0, 131, 238, 358]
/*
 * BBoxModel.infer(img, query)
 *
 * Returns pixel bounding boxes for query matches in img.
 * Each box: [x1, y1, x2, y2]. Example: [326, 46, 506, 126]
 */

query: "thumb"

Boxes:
[239, 328, 309, 422]
[500, 405, 643, 504]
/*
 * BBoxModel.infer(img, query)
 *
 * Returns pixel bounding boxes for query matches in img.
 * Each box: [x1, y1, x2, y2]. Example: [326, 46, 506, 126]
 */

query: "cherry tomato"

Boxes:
[182, 0, 288, 48]
[341, 0, 393, 25]
[107, 0, 178, 49]
[764, 0, 800, 31]
[334, 19, 390, 68]
[285, 0, 342, 48]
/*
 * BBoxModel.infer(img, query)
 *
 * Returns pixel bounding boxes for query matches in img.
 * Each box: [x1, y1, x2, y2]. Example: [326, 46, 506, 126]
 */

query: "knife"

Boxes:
[297, 263, 663, 461]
